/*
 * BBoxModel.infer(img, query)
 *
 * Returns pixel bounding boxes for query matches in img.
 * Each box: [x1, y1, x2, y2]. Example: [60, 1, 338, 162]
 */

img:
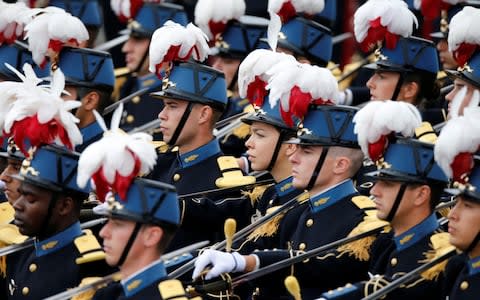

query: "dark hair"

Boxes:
[406, 181, 446, 212]
[403, 71, 440, 107]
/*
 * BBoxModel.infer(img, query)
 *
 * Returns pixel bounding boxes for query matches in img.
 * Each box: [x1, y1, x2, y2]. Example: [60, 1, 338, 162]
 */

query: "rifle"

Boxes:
[168, 192, 310, 278]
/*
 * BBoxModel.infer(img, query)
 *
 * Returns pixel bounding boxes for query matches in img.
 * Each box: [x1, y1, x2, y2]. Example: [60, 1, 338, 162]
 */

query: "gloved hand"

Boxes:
[192, 249, 246, 280]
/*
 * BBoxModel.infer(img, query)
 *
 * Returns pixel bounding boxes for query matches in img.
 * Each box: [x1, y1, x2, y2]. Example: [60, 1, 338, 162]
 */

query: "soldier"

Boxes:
[115, 2, 188, 132]
[193, 102, 373, 299]
[3, 145, 111, 299]
[320, 102, 449, 299]
[91, 178, 189, 299]
[52, 47, 115, 152]
[434, 110, 480, 299]
[0, 141, 24, 205]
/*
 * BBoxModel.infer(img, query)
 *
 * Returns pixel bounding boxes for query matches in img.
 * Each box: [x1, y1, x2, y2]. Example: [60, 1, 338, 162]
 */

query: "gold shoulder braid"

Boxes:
[420, 232, 456, 281]
[75, 230, 106, 264]
[0, 202, 14, 225]
[242, 184, 273, 207]
[153, 141, 170, 153]
[71, 277, 104, 300]
[337, 196, 390, 261]
[0, 224, 28, 277]
[215, 156, 256, 188]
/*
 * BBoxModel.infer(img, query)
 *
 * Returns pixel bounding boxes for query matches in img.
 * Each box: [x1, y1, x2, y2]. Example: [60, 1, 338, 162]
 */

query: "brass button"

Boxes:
[126, 115, 135, 124]
[306, 219, 314, 227]
[173, 174, 181, 181]
[390, 258, 398, 266]
[29, 264, 37, 272]
[22, 287, 29, 295]
[268, 200, 273, 205]
[460, 281, 469, 290]
[132, 96, 141, 104]
[298, 243, 306, 250]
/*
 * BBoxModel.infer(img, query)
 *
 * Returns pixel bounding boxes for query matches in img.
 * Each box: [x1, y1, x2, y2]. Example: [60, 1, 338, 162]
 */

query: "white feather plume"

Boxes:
[0, 1, 30, 45]
[266, 62, 337, 112]
[448, 6, 480, 52]
[3, 64, 82, 150]
[354, 0, 417, 44]
[24, 7, 89, 66]
[267, 0, 325, 50]
[434, 111, 480, 178]
[148, 21, 209, 76]
[110, 0, 161, 20]
[353, 100, 422, 159]
[77, 103, 157, 191]
[194, 0, 246, 39]
[238, 49, 297, 99]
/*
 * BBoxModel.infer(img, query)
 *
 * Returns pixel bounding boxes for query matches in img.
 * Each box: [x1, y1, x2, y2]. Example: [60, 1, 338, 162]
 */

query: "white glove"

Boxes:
[192, 249, 246, 280]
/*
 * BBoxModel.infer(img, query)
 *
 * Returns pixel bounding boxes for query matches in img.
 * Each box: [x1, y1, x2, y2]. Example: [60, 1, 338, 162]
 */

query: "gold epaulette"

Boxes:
[415, 122, 438, 144]
[71, 277, 104, 300]
[114, 67, 131, 78]
[420, 232, 456, 281]
[159, 279, 200, 299]
[437, 71, 447, 80]
[337, 197, 390, 261]
[75, 230, 106, 265]
[215, 156, 256, 188]
[153, 141, 170, 153]
[0, 202, 14, 225]
[0, 224, 28, 277]
[112, 67, 131, 101]
[243, 184, 273, 207]
[247, 205, 284, 241]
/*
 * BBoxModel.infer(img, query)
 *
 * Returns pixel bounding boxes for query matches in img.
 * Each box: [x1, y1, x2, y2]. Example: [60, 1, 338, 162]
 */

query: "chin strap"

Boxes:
[466, 232, 480, 255]
[306, 147, 329, 191]
[391, 73, 404, 101]
[266, 131, 287, 172]
[169, 102, 193, 146]
[37, 192, 59, 239]
[117, 222, 143, 267]
[386, 183, 408, 223]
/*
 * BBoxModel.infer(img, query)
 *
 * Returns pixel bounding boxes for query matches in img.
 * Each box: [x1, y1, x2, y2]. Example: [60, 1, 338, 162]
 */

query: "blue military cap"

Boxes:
[49, 0, 102, 28]
[457, 156, 480, 202]
[366, 36, 440, 76]
[242, 96, 298, 132]
[152, 62, 228, 111]
[313, 0, 336, 29]
[366, 138, 448, 185]
[446, 52, 480, 89]
[215, 16, 269, 59]
[107, 178, 180, 228]
[128, 3, 188, 38]
[16, 145, 89, 194]
[289, 105, 359, 149]
[53, 47, 115, 92]
[275, 17, 332, 67]
[0, 42, 50, 81]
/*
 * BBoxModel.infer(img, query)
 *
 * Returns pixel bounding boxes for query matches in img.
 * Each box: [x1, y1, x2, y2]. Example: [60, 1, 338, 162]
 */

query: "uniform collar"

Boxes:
[137, 73, 161, 90]
[80, 121, 103, 145]
[34, 221, 82, 257]
[309, 179, 357, 214]
[468, 255, 480, 276]
[121, 260, 167, 297]
[275, 176, 296, 198]
[393, 214, 438, 252]
[179, 139, 221, 168]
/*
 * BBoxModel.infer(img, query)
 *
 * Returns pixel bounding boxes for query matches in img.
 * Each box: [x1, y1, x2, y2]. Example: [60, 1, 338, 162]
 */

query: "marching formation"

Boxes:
[0, 0, 479, 299]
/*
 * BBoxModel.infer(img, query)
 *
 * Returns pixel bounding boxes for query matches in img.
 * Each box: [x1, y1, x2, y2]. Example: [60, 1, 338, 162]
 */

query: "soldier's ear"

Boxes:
[143, 225, 164, 248]
[197, 104, 213, 125]
[56, 196, 76, 217]
[402, 81, 420, 102]
[82, 91, 100, 111]
[412, 184, 430, 207]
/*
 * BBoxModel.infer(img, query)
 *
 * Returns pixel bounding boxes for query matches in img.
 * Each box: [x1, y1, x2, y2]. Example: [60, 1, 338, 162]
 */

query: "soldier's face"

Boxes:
[445, 78, 478, 119]
[158, 98, 190, 144]
[366, 71, 400, 101]
[122, 37, 150, 75]
[211, 56, 241, 89]
[245, 122, 281, 171]
[437, 39, 457, 70]
[0, 159, 22, 204]
[448, 197, 480, 252]
[100, 218, 137, 266]
[13, 182, 52, 236]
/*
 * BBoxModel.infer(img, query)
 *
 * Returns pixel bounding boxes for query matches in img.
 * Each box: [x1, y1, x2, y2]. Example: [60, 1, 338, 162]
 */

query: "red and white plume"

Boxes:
[354, 0, 418, 52]
[24, 7, 89, 67]
[267, 0, 325, 50]
[353, 100, 422, 162]
[77, 103, 157, 202]
[194, 0, 245, 41]
[148, 21, 209, 78]
[0, 1, 31, 45]
[3, 64, 82, 157]
[0, 63, 46, 137]
[266, 62, 337, 127]
[414, 0, 465, 20]
[110, 0, 161, 23]
[435, 108, 480, 183]
[238, 49, 297, 107]
[448, 6, 480, 67]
